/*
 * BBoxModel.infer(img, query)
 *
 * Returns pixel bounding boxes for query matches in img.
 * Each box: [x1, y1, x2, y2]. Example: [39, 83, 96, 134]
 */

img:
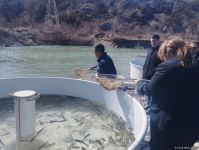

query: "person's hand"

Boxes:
[90, 66, 97, 70]
[132, 79, 139, 85]
[90, 67, 95, 70]
[135, 79, 147, 95]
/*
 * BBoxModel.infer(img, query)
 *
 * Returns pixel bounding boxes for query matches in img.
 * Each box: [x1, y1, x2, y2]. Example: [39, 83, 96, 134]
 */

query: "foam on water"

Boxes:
[0, 95, 134, 150]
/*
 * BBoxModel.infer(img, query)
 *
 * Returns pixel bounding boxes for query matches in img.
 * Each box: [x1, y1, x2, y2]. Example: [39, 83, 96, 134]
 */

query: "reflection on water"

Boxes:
[0, 46, 146, 78]
[0, 95, 134, 150]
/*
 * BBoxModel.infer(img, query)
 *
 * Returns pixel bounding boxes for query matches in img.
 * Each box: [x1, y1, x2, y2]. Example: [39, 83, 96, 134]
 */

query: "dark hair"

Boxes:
[94, 43, 105, 52]
[178, 46, 195, 68]
[152, 34, 160, 40]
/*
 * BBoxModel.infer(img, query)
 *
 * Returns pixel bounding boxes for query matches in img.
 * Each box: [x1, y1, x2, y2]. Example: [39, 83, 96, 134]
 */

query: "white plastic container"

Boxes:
[11, 90, 39, 141]
[130, 59, 144, 80]
[0, 78, 147, 150]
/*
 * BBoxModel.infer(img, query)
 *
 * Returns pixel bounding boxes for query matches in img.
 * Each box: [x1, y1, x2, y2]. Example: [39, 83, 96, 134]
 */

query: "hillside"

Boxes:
[0, 0, 199, 47]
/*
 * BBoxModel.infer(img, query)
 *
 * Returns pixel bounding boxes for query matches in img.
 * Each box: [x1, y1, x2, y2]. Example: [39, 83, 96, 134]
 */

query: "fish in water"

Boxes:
[39, 120, 44, 125]
[38, 141, 48, 149]
[37, 127, 46, 135]
[74, 139, 88, 147]
[84, 134, 90, 139]
[81, 147, 86, 150]
[29, 135, 37, 142]
[0, 139, 4, 146]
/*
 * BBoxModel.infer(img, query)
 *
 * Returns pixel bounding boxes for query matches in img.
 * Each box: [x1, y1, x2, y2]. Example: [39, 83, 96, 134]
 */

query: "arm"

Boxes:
[142, 49, 151, 79]
[97, 60, 113, 75]
[90, 65, 98, 70]
[137, 64, 168, 96]
[97, 60, 106, 75]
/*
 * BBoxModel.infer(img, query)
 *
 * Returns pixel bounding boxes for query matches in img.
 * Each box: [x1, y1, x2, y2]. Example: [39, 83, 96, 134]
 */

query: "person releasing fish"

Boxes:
[90, 43, 117, 75]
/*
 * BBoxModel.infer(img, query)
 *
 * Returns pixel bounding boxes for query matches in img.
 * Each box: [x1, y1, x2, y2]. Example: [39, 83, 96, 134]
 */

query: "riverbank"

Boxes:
[0, 28, 151, 48]
[0, 28, 41, 47]
[0, 29, 94, 47]
[2, 27, 198, 49]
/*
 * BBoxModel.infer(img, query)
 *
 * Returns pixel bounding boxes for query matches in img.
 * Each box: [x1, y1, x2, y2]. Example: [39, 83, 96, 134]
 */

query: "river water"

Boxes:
[0, 46, 146, 78]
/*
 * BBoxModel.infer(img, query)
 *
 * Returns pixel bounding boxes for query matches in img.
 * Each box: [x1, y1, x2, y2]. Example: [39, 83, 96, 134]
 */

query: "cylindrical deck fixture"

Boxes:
[130, 60, 143, 80]
[10, 90, 40, 141]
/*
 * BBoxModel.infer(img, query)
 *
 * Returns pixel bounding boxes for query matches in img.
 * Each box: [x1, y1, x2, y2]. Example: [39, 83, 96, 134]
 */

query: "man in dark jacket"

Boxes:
[142, 35, 162, 111]
[91, 43, 117, 75]
[143, 35, 162, 80]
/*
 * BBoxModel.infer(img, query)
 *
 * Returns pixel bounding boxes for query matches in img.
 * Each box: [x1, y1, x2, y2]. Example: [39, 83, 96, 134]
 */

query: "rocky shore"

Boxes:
[0, 28, 151, 48]
[0, 28, 42, 47]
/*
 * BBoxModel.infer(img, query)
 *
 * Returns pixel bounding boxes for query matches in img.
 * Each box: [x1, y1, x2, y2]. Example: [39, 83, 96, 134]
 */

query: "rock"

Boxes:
[100, 22, 112, 31]
[95, 32, 106, 38]
[0, 28, 40, 47]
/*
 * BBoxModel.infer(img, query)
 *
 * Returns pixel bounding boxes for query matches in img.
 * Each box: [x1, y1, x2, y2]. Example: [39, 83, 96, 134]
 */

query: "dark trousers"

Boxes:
[150, 119, 199, 150]
[147, 96, 152, 107]
[150, 119, 168, 150]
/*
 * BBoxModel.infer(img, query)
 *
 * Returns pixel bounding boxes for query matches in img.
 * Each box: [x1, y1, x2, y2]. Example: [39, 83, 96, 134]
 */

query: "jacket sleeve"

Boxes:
[142, 49, 150, 79]
[97, 60, 106, 75]
[97, 59, 117, 75]
[137, 63, 168, 96]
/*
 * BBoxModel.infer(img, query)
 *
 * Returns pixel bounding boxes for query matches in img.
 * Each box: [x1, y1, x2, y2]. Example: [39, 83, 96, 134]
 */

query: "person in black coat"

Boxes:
[137, 37, 199, 150]
[142, 35, 162, 111]
[90, 43, 117, 75]
[149, 59, 199, 150]
[142, 35, 162, 80]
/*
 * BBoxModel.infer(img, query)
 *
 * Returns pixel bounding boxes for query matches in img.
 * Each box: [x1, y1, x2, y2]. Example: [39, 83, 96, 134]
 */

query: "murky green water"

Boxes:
[0, 46, 146, 78]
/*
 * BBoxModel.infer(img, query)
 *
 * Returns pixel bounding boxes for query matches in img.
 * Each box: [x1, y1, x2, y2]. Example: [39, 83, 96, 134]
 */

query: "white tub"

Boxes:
[0, 78, 147, 150]
[130, 59, 144, 80]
